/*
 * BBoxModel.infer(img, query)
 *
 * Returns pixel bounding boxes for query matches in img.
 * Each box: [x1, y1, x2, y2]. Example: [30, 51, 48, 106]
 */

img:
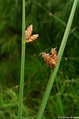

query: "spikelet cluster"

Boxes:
[41, 48, 58, 68]
[25, 24, 39, 43]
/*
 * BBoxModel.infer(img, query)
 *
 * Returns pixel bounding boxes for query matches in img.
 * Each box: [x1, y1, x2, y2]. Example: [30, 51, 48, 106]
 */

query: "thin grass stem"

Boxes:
[36, 2, 78, 39]
[36, 0, 78, 119]
[18, 0, 26, 119]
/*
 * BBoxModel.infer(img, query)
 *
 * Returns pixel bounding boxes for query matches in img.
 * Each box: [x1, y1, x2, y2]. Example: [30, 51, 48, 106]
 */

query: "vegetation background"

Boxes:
[0, 0, 79, 118]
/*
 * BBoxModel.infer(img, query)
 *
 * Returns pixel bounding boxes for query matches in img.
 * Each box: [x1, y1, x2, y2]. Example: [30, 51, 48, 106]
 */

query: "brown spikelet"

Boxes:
[51, 48, 58, 63]
[41, 48, 58, 68]
[25, 24, 39, 43]
[25, 24, 33, 40]
[26, 34, 39, 43]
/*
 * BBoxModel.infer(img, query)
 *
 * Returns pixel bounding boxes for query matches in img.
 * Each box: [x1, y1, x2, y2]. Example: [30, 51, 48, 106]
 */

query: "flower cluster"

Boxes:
[25, 24, 39, 43]
[41, 48, 58, 68]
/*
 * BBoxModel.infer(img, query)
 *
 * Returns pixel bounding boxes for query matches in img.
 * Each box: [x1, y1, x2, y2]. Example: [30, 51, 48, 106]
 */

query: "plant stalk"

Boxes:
[18, 0, 26, 119]
[36, 0, 78, 119]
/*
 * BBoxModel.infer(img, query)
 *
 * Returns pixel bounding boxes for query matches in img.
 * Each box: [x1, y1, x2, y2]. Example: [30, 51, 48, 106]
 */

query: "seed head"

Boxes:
[25, 24, 39, 43]
[41, 48, 58, 68]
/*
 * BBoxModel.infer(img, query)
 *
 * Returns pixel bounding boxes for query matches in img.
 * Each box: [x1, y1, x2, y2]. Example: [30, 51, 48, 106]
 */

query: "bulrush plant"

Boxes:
[18, 24, 39, 119]
[18, 0, 78, 119]
[18, 1, 38, 119]
[36, 0, 78, 119]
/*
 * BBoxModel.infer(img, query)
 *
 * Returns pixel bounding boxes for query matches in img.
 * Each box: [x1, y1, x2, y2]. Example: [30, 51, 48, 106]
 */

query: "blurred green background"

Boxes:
[0, 0, 79, 118]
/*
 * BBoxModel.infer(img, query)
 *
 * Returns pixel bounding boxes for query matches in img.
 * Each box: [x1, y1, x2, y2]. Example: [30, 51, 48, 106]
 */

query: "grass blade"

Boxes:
[36, 0, 78, 119]
[18, 0, 26, 119]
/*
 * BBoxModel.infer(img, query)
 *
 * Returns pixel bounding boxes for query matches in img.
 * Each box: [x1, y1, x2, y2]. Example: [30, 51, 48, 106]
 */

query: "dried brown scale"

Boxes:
[26, 34, 39, 43]
[30, 34, 39, 41]
[51, 48, 58, 63]
[25, 24, 33, 40]
[51, 48, 57, 56]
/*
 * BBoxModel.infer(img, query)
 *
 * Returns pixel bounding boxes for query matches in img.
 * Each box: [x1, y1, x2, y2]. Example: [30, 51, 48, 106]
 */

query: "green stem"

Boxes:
[36, 2, 78, 39]
[36, 0, 77, 119]
[18, 0, 26, 119]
